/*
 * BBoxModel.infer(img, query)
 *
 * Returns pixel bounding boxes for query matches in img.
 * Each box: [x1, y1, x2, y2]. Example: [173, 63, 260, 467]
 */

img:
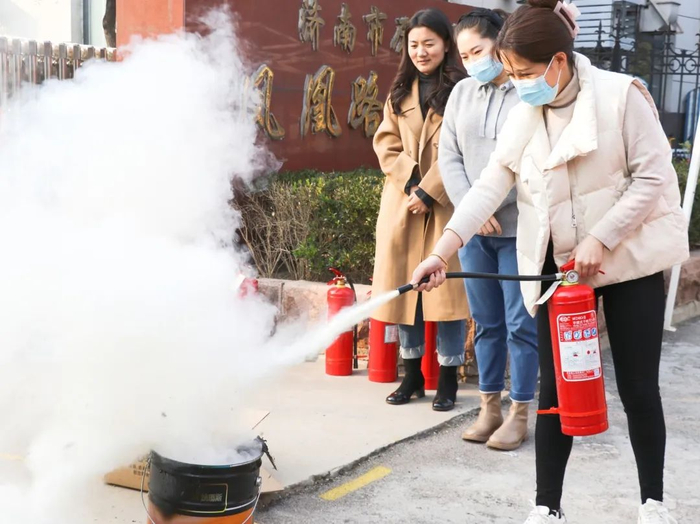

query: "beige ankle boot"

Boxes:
[486, 400, 529, 451]
[461, 392, 503, 442]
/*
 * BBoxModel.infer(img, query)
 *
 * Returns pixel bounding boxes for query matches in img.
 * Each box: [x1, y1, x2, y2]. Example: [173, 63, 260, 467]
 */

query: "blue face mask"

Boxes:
[465, 54, 504, 84]
[512, 57, 562, 107]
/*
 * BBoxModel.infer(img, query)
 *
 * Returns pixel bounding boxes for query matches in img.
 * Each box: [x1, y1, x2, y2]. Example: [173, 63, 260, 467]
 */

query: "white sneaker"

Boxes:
[524, 502, 567, 523]
[638, 499, 678, 524]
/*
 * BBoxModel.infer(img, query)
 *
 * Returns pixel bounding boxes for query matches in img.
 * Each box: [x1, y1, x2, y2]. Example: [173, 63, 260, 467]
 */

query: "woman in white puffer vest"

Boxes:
[410, 1, 689, 523]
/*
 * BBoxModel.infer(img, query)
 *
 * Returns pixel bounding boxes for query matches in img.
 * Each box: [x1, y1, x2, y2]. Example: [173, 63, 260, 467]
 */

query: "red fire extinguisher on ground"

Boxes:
[422, 321, 440, 390]
[368, 317, 399, 383]
[235, 273, 259, 298]
[326, 268, 356, 376]
[537, 261, 608, 436]
[367, 281, 399, 383]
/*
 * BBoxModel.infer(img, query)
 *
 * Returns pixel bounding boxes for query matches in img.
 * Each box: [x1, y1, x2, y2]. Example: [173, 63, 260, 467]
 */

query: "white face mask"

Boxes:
[511, 57, 562, 107]
[465, 54, 504, 84]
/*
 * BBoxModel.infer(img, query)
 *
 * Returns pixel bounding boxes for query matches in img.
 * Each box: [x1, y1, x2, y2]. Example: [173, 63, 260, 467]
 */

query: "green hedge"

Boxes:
[238, 163, 698, 285]
[674, 159, 700, 248]
[238, 169, 383, 284]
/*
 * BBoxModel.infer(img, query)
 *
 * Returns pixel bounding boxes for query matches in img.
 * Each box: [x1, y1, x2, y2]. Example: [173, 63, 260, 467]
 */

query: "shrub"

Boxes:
[238, 162, 699, 285]
[237, 169, 383, 283]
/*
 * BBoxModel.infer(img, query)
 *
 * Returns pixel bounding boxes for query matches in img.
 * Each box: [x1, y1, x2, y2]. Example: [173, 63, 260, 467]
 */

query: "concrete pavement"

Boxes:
[93, 357, 484, 522]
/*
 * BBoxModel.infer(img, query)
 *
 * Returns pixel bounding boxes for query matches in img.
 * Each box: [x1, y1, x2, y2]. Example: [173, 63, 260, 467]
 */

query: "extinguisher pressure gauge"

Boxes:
[565, 270, 580, 284]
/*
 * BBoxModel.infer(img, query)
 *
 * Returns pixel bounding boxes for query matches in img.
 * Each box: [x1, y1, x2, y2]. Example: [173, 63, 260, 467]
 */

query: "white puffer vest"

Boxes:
[453, 53, 689, 315]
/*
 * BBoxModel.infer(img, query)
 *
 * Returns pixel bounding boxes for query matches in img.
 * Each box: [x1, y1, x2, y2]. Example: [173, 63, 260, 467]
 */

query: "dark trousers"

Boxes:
[536, 245, 666, 509]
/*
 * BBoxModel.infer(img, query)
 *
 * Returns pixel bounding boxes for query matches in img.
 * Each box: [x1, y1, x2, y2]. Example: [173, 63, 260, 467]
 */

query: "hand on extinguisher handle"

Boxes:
[567, 236, 606, 278]
[561, 259, 606, 277]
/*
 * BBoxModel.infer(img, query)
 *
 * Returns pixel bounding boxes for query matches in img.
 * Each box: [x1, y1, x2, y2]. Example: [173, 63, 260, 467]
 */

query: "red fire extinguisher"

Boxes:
[368, 318, 399, 383]
[367, 281, 399, 383]
[422, 321, 440, 390]
[537, 261, 608, 437]
[326, 268, 356, 376]
[235, 273, 259, 298]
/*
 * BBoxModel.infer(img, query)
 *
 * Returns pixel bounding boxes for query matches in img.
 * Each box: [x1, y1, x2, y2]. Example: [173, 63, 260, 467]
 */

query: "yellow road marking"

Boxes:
[320, 466, 392, 501]
[0, 453, 22, 461]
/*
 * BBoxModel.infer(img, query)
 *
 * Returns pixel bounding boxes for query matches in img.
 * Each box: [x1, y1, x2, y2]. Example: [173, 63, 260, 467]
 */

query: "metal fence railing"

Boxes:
[0, 36, 117, 110]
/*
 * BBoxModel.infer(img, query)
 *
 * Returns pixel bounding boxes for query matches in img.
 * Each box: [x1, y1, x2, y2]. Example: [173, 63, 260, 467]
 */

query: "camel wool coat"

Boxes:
[371, 79, 470, 325]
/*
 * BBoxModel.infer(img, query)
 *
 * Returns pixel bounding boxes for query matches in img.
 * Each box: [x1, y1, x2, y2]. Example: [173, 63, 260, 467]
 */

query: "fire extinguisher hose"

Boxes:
[397, 271, 563, 295]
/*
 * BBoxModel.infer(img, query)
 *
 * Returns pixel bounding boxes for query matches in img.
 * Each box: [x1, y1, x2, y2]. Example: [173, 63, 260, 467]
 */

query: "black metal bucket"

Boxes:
[146, 438, 266, 522]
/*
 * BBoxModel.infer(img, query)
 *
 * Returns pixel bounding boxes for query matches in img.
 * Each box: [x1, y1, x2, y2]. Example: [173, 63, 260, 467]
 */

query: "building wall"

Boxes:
[0, 0, 109, 46]
[448, 0, 518, 12]
[456, 0, 699, 136]
[676, 0, 700, 50]
[0, 0, 520, 46]
[670, 0, 700, 128]
[87, 0, 108, 47]
[0, 0, 80, 42]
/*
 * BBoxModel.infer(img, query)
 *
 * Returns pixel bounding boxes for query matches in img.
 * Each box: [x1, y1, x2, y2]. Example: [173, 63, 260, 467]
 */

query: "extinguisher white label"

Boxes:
[556, 310, 602, 382]
[384, 325, 398, 344]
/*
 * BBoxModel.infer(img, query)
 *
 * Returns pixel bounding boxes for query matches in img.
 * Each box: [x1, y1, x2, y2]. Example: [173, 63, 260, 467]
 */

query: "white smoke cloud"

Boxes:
[0, 13, 287, 523]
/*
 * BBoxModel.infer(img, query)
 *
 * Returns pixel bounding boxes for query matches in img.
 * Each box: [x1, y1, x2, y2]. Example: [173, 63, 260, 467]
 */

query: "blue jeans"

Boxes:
[459, 235, 538, 402]
[398, 294, 466, 367]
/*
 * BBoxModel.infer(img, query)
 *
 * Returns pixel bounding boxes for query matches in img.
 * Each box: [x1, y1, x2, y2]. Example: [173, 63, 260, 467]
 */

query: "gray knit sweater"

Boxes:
[439, 77, 520, 237]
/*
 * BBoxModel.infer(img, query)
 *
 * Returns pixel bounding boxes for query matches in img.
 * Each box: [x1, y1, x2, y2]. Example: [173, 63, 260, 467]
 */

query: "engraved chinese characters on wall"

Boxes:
[301, 65, 342, 138]
[186, 0, 473, 170]
[298, 0, 325, 51]
[363, 6, 388, 57]
[390, 17, 410, 54]
[348, 71, 382, 138]
[299, 0, 389, 57]
[333, 3, 356, 54]
[252, 64, 285, 141]
[292, 2, 393, 140]
[250, 2, 405, 142]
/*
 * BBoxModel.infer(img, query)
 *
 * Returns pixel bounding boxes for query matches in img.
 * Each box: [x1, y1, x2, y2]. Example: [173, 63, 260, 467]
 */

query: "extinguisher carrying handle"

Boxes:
[328, 267, 345, 279]
[397, 271, 563, 295]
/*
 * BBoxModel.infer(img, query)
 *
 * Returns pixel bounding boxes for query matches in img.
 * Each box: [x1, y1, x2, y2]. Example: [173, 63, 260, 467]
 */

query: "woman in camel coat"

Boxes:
[371, 8, 469, 412]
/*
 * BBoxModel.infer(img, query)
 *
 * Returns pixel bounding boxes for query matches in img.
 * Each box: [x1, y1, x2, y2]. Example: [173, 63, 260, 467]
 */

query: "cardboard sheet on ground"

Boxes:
[104, 409, 282, 493]
[0, 410, 282, 495]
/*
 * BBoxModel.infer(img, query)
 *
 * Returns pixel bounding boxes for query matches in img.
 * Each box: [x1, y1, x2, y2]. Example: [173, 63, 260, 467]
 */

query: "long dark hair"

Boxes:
[389, 9, 465, 117]
[496, 0, 575, 65]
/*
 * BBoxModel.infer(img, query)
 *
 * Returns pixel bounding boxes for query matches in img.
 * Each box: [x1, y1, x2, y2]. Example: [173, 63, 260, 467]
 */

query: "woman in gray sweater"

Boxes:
[439, 9, 538, 451]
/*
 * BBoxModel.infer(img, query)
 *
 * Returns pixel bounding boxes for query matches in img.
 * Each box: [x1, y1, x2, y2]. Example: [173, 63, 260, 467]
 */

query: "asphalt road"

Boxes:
[257, 317, 700, 524]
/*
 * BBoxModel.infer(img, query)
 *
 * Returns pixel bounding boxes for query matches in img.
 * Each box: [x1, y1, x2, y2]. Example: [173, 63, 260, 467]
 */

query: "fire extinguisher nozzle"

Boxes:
[397, 283, 416, 295]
